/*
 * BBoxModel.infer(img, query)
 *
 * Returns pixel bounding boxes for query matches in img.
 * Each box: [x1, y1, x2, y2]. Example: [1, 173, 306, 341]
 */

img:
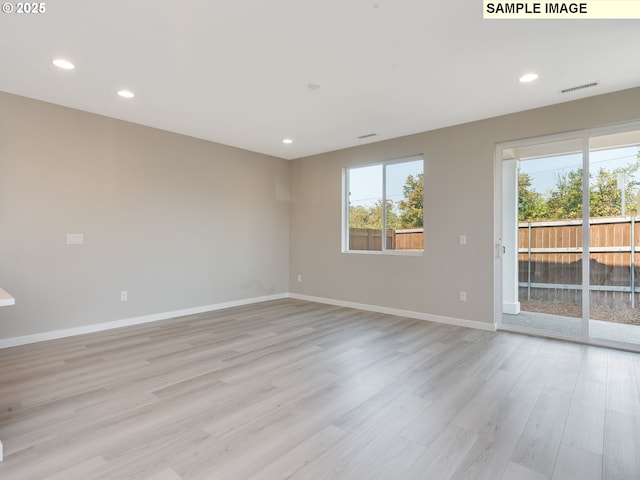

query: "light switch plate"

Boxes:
[66, 233, 84, 245]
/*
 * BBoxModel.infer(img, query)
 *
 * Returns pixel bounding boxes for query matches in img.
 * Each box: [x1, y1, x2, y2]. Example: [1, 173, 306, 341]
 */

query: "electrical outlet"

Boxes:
[120, 291, 128, 302]
[459, 234, 467, 246]
[297, 274, 302, 283]
[459, 291, 467, 302]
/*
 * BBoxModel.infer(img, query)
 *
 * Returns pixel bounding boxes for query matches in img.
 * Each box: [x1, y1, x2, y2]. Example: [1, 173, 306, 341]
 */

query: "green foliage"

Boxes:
[349, 174, 423, 229]
[518, 172, 548, 221]
[348, 205, 372, 229]
[518, 149, 640, 222]
[398, 174, 424, 227]
[589, 166, 639, 217]
[349, 200, 400, 229]
[546, 169, 584, 220]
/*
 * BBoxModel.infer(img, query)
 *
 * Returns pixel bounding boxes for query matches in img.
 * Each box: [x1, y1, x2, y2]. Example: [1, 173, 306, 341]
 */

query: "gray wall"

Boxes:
[0, 92, 290, 339]
[289, 87, 640, 325]
[2, 87, 639, 340]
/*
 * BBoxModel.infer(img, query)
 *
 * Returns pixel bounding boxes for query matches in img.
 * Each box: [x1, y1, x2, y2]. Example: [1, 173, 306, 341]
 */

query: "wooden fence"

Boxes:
[349, 228, 423, 251]
[518, 217, 640, 308]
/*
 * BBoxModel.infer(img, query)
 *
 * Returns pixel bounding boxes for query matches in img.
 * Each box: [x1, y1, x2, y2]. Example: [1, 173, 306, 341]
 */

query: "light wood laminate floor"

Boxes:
[1, 299, 639, 479]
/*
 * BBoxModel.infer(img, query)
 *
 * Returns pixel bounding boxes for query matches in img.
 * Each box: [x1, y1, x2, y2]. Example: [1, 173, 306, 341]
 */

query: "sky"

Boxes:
[519, 145, 640, 196]
[347, 146, 639, 209]
[348, 159, 423, 208]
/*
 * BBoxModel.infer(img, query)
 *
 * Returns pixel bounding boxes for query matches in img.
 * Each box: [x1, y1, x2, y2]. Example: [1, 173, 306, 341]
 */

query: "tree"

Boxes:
[523, 150, 640, 222]
[590, 164, 639, 217]
[349, 200, 400, 229]
[348, 205, 372, 228]
[518, 172, 547, 221]
[349, 173, 422, 230]
[398, 173, 423, 227]
[546, 169, 583, 220]
[590, 168, 624, 217]
[516, 147, 640, 222]
[367, 200, 401, 229]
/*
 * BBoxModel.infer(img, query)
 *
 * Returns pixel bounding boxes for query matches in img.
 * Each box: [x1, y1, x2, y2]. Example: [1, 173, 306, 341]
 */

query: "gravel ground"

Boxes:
[521, 300, 640, 326]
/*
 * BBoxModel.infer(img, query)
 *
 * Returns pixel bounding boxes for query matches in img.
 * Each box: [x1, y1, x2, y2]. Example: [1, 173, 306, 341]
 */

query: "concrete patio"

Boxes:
[503, 310, 640, 345]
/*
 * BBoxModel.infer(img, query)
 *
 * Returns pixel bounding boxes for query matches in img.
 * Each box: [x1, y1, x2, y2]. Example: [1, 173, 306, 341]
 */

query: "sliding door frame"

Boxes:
[494, 120, 640, 352]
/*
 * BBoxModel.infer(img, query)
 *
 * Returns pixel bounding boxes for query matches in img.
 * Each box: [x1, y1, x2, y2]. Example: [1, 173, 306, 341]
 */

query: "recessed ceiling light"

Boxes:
[117, 90, 135, 99]
[519, 73, 539, 83]
[282, 138, 293, 144]
[52, 58, 75, 70]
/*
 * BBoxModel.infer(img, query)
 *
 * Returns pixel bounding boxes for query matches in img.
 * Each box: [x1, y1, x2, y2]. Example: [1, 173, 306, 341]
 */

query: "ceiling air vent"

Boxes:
[357, 133, 377, 139]
[560, 81, 599, 94]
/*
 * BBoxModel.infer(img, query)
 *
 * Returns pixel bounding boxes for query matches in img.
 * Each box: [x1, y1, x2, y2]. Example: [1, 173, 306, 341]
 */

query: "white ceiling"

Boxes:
[0, 1, 638, 160]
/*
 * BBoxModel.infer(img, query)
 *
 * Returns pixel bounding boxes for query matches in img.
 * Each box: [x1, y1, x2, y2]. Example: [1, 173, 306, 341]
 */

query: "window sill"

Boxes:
[342, 249, 424, 256]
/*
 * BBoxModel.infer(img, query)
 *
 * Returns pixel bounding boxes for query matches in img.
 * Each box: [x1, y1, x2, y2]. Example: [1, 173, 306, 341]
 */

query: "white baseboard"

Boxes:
[0, 292, 496, 349]
[0, 293, 288, 349]
[289, 293, 497, 332]
[502, 301, 521, 315]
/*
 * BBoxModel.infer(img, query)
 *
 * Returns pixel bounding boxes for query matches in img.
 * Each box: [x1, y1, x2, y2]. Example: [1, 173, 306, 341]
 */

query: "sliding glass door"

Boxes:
[588, 131, 640, 345]
[501, 137, 585, 338]
[498, 124, 640, 349]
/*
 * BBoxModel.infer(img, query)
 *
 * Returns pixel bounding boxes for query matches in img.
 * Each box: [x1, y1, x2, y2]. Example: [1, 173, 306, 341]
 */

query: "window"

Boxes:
[344, 156, 424, 253]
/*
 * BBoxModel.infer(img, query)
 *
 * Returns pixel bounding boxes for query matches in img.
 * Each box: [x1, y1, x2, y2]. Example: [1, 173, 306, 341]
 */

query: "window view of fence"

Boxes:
[348, 228, 423, 251]
[516, 139, 640, 326]
[518, 218, 640, 324]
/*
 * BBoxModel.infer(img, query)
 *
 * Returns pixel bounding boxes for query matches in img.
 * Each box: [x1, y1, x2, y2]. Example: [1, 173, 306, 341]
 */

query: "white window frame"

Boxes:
[342, 155, 424, 255]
